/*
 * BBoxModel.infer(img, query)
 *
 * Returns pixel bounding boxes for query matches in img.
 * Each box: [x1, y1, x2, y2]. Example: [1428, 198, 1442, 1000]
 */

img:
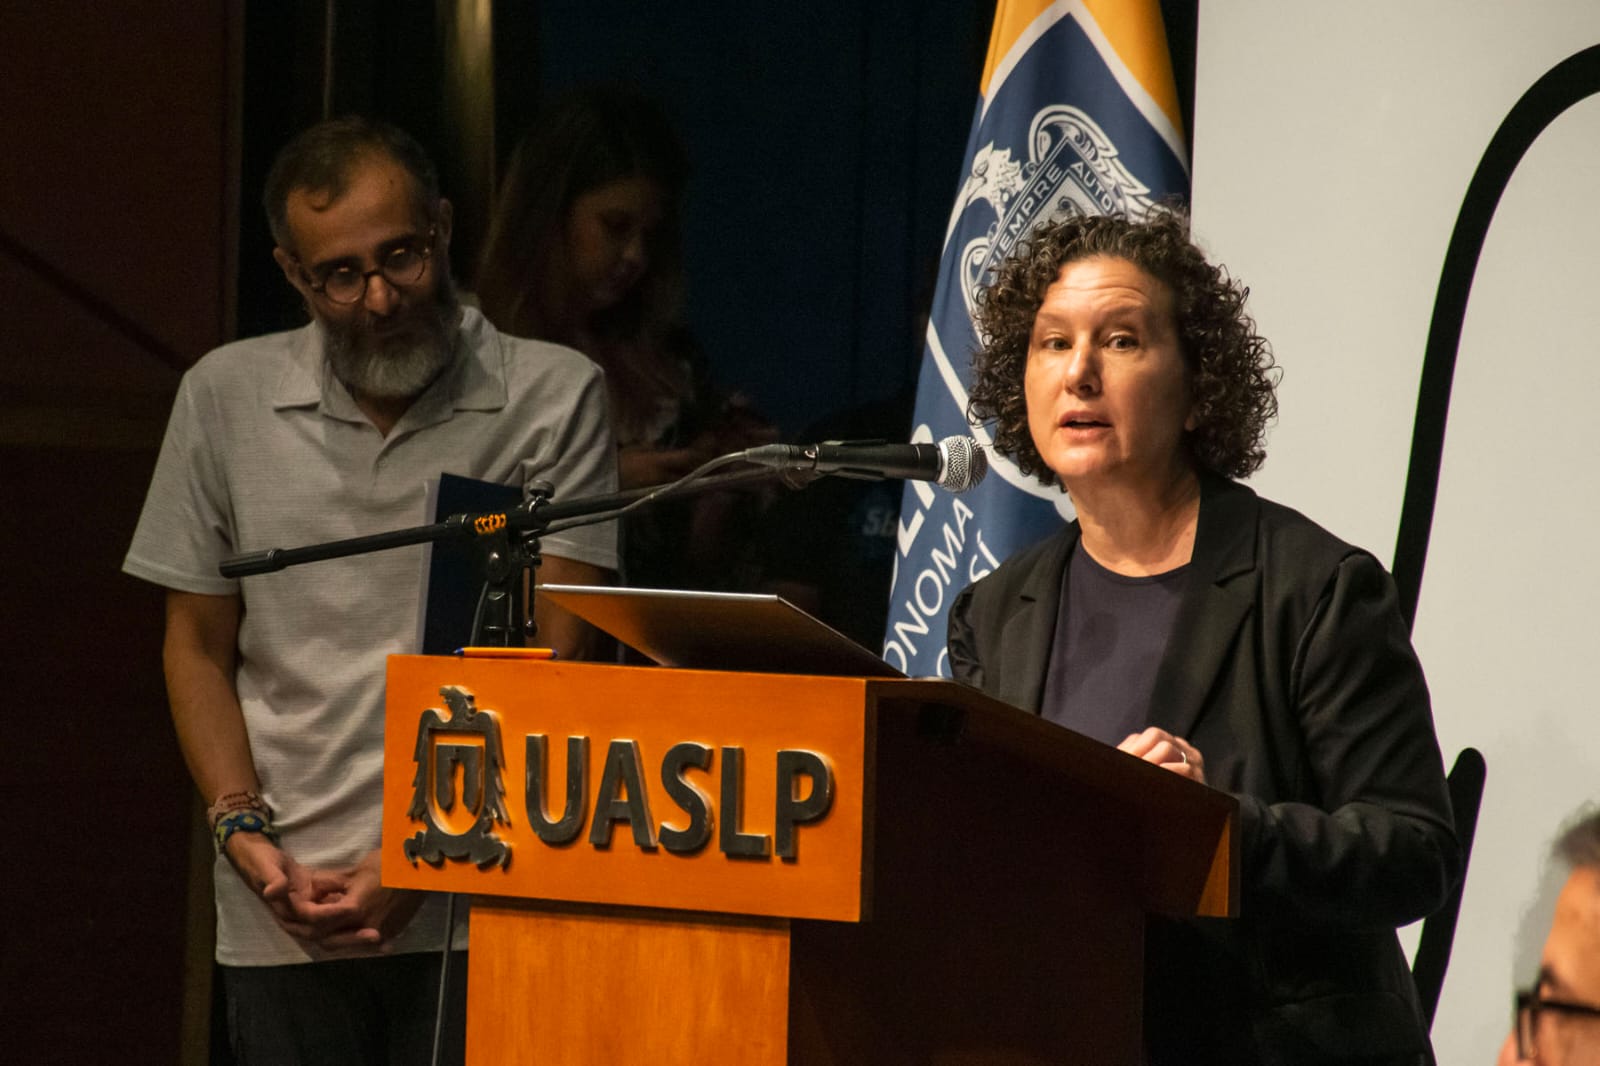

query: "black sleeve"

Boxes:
[1239, 551, 1462, 928]
[946, 582, 986, 690]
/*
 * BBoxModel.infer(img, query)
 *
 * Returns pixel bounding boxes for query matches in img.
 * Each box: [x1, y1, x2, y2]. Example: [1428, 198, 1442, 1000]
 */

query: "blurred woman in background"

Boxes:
[477, 85, 772, 589]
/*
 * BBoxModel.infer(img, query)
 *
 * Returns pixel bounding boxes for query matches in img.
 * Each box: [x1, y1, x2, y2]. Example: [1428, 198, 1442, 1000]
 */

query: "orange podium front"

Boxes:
[382, 655, 1237, 1064]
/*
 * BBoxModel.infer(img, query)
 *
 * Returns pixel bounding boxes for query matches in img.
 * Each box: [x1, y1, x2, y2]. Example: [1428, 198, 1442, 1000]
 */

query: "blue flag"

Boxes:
[882, 0, 1189, 675]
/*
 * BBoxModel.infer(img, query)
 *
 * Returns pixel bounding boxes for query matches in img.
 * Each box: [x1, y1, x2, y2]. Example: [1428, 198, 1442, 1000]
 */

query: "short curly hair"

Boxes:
[967, 208, 1279, 484]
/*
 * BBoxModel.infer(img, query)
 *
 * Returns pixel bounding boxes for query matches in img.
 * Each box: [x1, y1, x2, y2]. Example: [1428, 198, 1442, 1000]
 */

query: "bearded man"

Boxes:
[124, 117, 618, 1064]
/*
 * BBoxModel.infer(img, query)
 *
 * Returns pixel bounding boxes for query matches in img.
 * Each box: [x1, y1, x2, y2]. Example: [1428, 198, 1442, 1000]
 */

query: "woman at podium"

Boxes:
[948, 208, 1459, 1065]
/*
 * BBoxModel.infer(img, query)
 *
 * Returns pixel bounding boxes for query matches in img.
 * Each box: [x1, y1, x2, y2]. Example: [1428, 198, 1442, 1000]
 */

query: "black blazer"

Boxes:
[948, 477, 1461, 1065]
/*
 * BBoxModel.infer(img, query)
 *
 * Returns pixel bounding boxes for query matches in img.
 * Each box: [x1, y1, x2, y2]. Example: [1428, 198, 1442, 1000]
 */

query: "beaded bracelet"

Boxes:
[206, 791, 272, 833]
[213, 809, 281, 853]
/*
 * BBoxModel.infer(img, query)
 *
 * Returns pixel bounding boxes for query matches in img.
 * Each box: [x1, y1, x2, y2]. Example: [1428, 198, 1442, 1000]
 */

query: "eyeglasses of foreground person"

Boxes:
[1515, 986, 1600, 1059]
[290, 224, 437, 304]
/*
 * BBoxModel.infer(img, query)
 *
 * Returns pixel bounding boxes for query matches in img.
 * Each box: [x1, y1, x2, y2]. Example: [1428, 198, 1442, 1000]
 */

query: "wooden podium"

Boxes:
[382, 654, 1237, 1064]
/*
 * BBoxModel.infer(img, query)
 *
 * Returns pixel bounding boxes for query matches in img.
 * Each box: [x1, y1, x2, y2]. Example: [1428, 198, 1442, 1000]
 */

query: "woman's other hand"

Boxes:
[618, 440, 718, 489]
[1118, 725, 1206, 784]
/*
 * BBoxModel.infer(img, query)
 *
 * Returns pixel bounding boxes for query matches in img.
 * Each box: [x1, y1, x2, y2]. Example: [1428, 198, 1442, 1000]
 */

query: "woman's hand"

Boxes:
[617, 440, 718, 489]
[1118, 726, 1206, 784]
[707, 393, 780, 453]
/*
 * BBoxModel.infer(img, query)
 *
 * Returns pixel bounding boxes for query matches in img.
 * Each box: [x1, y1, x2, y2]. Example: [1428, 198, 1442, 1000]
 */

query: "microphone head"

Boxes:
[936, 436, 987, 492]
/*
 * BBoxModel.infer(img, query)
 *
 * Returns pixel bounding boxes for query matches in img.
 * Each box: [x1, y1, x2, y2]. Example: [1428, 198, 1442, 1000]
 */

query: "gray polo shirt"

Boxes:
[124, 307, 617, 965]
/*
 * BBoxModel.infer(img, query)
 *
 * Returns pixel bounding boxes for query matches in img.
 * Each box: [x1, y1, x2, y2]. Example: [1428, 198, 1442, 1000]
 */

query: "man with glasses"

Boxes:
[1499, 810, 1600, 1065]
[124, 117, 618, 1064]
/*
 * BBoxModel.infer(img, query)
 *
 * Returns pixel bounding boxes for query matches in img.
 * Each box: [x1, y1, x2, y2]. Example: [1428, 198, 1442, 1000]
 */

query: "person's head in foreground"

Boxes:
[1501, 809, 1600, 1065]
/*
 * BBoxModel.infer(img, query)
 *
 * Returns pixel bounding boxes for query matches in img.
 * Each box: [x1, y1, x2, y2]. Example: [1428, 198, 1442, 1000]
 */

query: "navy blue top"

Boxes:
[1040, 542, 1190, 745]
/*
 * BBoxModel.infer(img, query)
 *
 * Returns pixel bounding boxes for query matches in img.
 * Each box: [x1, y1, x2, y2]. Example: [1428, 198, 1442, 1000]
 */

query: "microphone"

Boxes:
[742, 436, 988, 492]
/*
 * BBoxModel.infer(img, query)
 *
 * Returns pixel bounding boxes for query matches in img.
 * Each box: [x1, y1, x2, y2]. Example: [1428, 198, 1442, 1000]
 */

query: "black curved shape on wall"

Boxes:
[1393, 44, 1600, 631]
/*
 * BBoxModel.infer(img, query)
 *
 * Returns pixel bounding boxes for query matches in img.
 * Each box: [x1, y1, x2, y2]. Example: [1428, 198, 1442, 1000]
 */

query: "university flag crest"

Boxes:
[881, 0, 1189, 675]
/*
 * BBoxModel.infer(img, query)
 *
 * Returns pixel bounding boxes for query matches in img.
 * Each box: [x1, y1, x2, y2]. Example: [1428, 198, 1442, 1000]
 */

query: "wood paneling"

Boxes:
[0, 4, 238, 1063]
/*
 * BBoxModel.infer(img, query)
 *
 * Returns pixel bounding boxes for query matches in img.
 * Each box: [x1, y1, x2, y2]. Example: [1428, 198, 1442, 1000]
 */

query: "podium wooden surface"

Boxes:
[382, 655, 1237, 1064]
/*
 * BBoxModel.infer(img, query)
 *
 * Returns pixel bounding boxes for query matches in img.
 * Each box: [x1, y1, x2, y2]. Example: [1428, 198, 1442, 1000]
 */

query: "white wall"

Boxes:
[1192, 4, 1600, 1063]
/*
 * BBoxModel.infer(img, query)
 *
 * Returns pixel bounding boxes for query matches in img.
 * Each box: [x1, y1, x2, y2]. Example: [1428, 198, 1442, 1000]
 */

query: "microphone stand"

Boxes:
[221, 463, 796, 637]
[216, 457, 798, 1066]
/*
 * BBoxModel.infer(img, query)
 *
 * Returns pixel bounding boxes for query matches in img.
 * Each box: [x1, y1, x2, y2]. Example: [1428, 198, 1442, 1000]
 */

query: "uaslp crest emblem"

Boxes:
[403, 685, 511, 868]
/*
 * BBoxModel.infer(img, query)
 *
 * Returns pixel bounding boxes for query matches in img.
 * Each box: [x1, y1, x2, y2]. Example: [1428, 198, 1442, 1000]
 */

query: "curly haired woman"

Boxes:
[950, 208, 1460, 1065]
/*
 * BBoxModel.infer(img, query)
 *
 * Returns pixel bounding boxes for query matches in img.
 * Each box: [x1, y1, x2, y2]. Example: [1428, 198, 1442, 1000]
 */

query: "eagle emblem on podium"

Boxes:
[403, 685, 511, 868]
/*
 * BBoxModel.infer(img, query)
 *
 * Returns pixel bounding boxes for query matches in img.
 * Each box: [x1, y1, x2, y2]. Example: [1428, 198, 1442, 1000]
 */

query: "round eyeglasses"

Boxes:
[294, 226, 436, 305]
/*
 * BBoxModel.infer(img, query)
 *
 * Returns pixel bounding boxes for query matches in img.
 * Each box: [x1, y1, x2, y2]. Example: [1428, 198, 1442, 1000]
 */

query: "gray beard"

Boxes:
[322, 283, 462, 401]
